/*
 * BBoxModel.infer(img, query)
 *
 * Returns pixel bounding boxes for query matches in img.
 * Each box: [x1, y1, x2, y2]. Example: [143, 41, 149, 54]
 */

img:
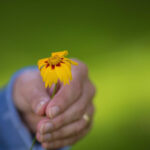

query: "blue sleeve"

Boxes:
[0, 67, 70, 150]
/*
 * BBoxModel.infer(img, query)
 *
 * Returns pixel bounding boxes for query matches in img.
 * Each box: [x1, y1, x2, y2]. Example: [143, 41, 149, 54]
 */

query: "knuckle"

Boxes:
[78, 104, 86, 117]
[81, 63, 88, 76]
[89, 84, 96, 99]
[73, 82, 82, 98]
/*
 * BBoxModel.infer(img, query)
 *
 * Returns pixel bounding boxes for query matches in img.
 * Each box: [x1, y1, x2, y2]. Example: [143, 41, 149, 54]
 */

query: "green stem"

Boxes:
[29, 83, 58, 150]
[30, 137, 36, 150]
[51, 83, 58, 99]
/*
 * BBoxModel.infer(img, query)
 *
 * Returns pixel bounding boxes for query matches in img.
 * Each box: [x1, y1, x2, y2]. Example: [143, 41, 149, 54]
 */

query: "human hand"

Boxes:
[13, 60, 95, 149]
[36, 61, 96, 149]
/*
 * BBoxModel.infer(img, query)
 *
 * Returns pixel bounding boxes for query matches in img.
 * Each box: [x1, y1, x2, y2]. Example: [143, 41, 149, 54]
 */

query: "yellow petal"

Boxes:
[64, 58, 78, 65]
[52, 50, 68, 57]
[38, 58, 48, 69]
[55, 66, 64, 82]
[61, 63, 72, 81]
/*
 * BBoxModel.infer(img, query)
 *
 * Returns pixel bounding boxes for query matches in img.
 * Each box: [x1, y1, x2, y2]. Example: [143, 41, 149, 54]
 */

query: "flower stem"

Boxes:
[51, 83, 58, 98]
[30, 137, 36, 150]
[29, 83, 58, 150]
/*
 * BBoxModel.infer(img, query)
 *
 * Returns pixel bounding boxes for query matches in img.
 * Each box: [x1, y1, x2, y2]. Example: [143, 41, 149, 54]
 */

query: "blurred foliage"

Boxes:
[0, 1, 150, 150]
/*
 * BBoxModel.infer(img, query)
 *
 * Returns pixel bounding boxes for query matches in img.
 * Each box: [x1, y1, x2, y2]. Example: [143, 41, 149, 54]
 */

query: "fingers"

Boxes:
[28, 87, 50, 115]
[45, 61, 89, 119]
[42, 136, 78, 149]
[51, 79, 95, 129]
[37, 80, 95, 134]
[41, 124, 91, 150]
[36, 104, 94, 143]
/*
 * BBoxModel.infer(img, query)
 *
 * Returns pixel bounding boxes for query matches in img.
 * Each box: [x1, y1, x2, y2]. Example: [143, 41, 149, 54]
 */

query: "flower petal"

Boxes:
[52, 50, 68, 57]
[38, 58, 48, 69]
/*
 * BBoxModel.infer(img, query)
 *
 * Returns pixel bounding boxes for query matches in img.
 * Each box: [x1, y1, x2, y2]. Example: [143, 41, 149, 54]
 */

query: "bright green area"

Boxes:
[0, 1, 150, 150]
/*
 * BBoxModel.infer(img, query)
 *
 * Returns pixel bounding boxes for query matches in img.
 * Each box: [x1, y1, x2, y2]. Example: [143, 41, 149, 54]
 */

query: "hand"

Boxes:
[36, 60, 96, 149]
[13, 60, 95, 149]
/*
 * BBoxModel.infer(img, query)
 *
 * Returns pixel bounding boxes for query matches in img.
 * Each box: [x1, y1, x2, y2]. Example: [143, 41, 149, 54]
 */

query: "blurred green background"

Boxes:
[0, 1, 150, 150]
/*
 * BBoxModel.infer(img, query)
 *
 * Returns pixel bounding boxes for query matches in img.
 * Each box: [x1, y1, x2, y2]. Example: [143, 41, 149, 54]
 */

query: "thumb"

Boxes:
[28, 88, 50, 115]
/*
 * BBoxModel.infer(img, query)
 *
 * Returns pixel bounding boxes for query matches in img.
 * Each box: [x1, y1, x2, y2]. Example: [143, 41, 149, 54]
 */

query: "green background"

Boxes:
[0, 1, 150, 150]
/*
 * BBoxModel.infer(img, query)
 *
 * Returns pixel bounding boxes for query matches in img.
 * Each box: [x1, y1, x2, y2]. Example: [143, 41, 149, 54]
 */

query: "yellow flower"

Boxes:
[38, 50, 78, 88]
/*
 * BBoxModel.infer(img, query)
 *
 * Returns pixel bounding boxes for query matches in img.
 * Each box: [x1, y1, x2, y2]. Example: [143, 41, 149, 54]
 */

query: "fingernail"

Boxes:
[36, 101, 47, 114]
[44, 123, 53, 133]
[49, 106, 60, 118]
[44, 134, 51, 140]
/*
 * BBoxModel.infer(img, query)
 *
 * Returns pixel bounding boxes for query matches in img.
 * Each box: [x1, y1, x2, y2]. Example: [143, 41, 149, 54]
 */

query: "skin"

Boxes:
[13, 60, 96, 149]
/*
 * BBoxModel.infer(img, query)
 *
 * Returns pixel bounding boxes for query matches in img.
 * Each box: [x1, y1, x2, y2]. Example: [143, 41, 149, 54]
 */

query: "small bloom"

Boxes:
[38, 50, 78, 88]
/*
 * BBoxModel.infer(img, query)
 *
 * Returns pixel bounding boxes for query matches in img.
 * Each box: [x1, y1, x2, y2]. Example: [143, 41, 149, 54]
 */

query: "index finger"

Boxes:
[46, 77, 83, 118]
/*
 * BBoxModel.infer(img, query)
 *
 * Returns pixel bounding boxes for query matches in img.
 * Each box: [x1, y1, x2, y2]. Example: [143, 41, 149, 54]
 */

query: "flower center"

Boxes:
[48, 55, 61, 65]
